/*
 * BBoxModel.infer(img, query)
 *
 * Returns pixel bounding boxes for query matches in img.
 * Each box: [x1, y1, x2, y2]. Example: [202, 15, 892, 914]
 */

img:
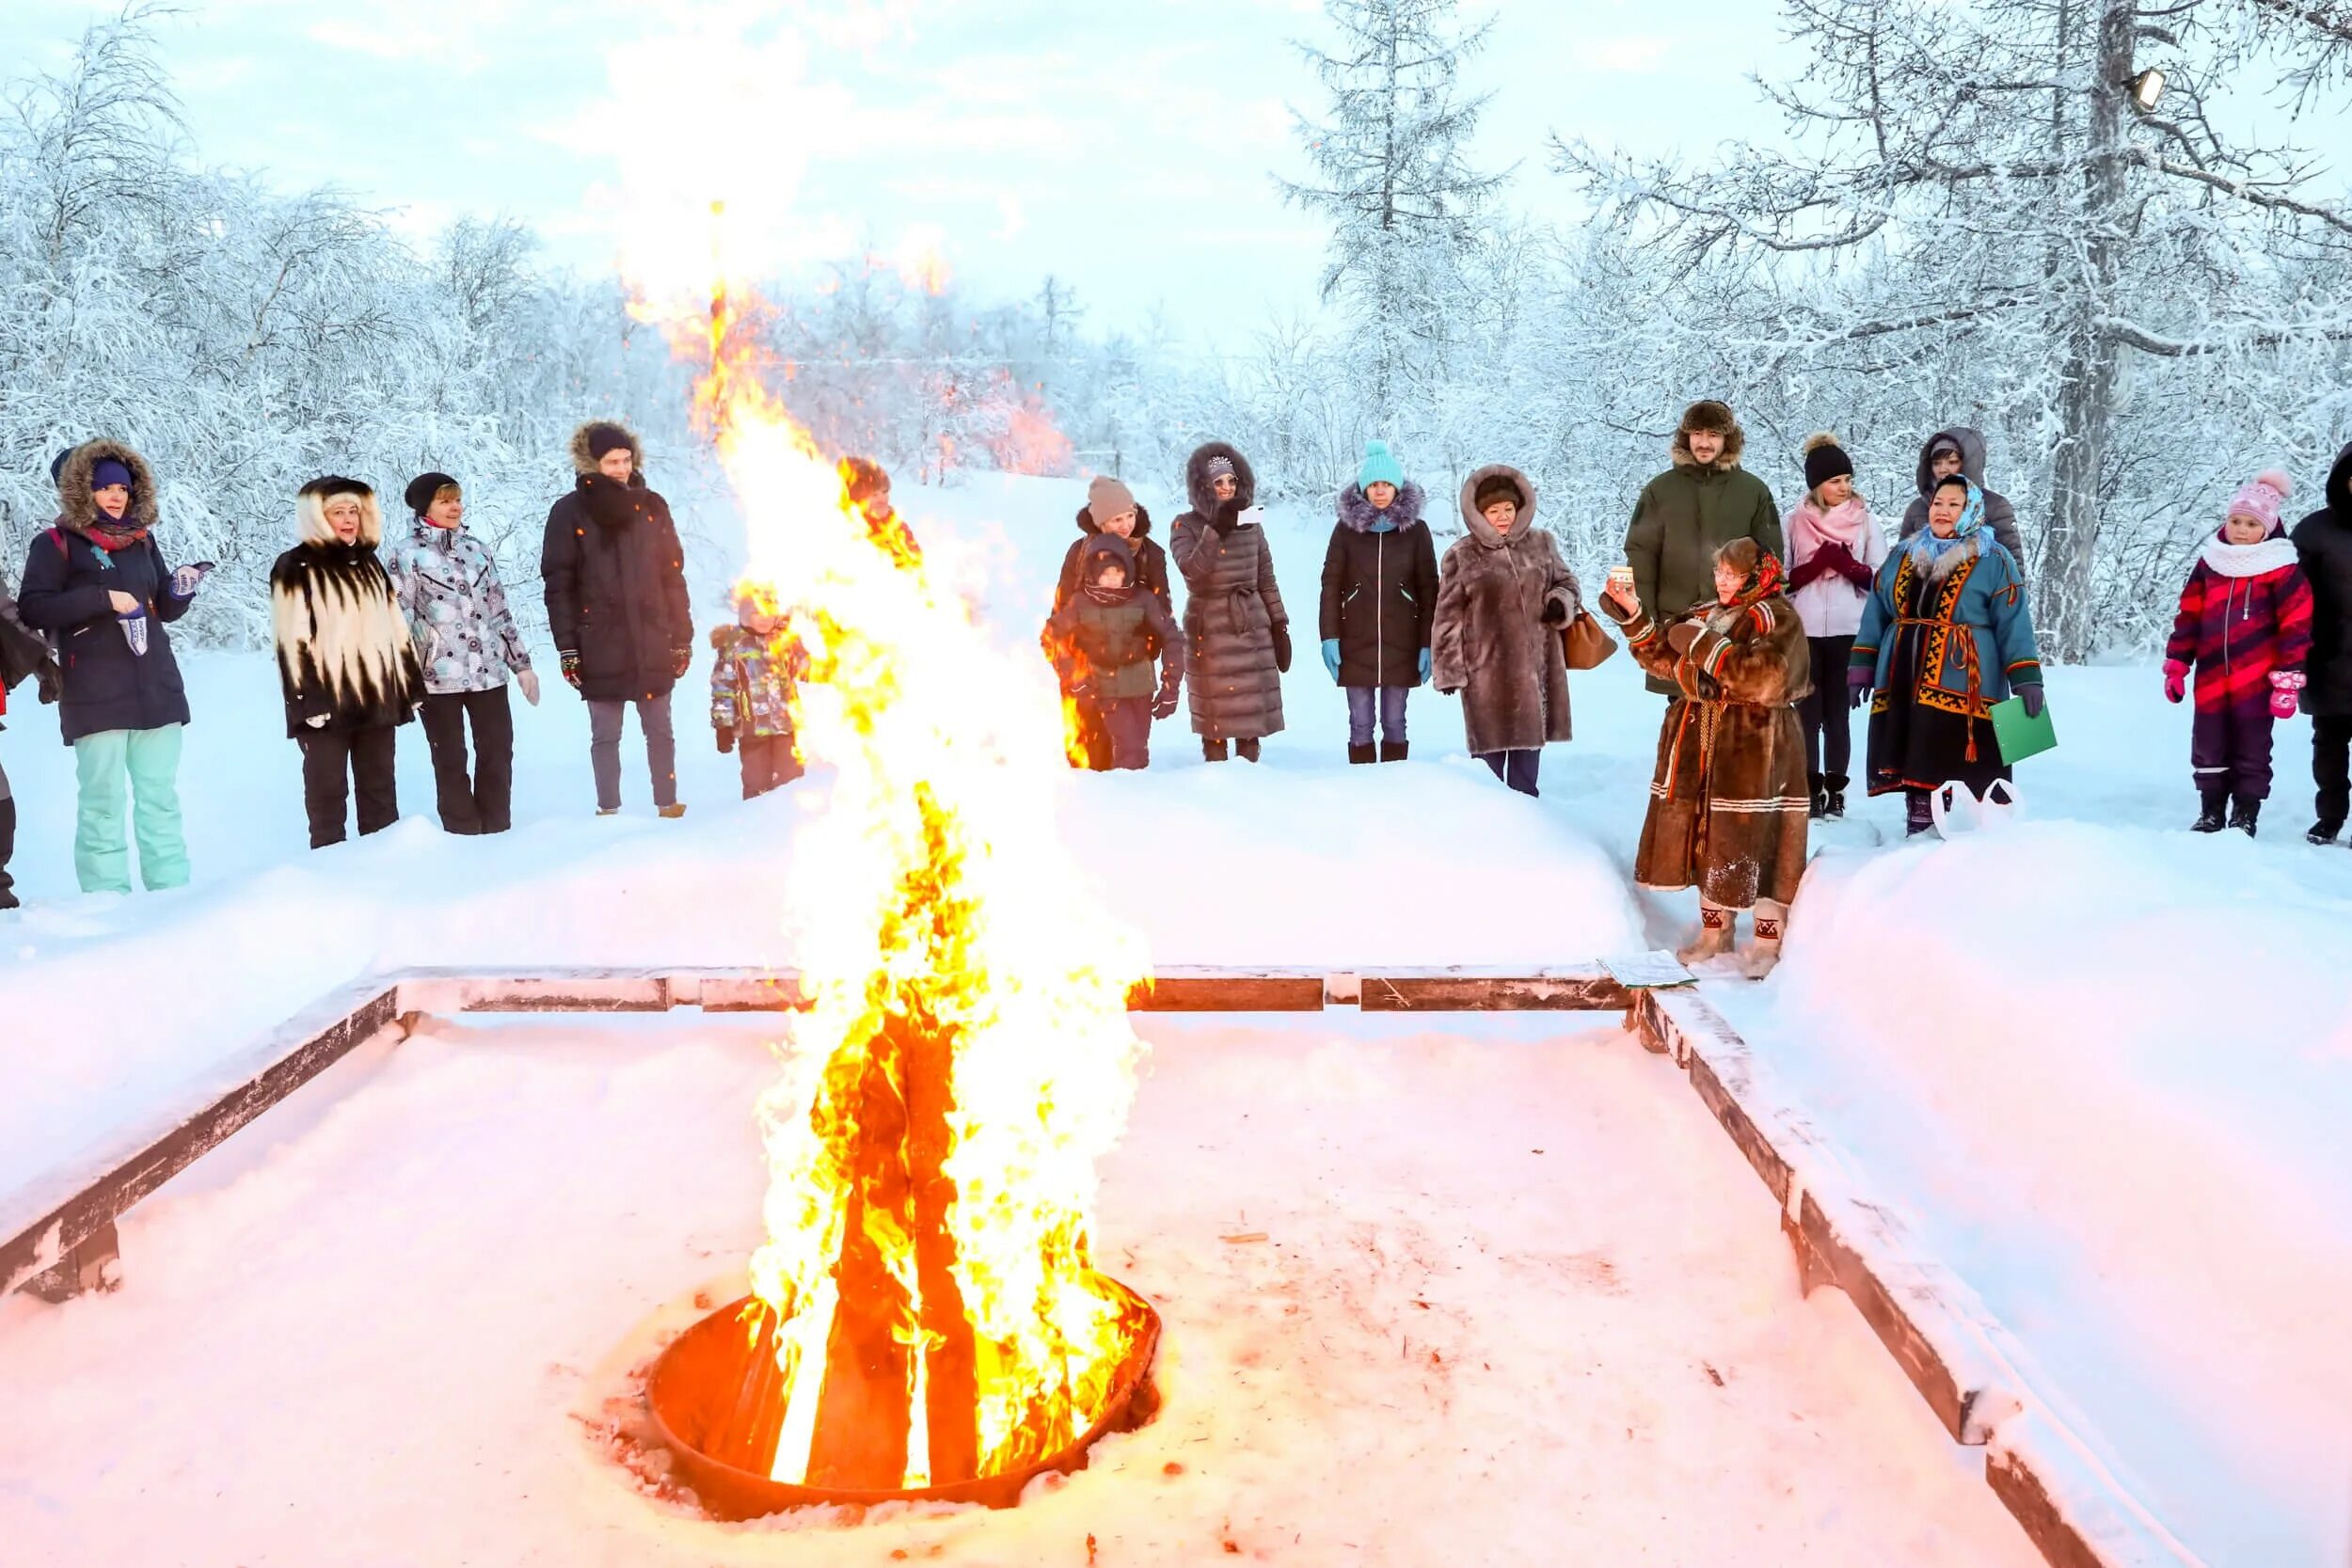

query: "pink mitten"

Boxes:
[2271, 671, 2305, 721]
[2163, 659, 2187, 705]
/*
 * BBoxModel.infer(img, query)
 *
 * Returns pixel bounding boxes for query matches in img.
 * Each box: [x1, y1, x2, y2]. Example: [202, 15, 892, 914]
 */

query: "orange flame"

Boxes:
[652, 275, 1152, 1488]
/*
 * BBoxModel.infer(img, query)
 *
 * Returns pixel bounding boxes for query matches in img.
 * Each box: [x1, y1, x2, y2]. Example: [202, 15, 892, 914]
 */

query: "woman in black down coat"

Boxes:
[1319, 440, 1438, 764]
[542, 420, 695, 816]
[1168, 442, 1290, 762]
[2294, 439, 2352, 842]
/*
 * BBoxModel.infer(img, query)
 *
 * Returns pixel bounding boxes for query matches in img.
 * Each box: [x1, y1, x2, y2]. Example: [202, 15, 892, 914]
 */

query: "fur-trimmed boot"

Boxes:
[1348, 742, 1375, 765]
[1823, 774, 1848, 819]
[1741, 901, 1788, 979]
[2230, 795, 2261, 838]
[1379, 738, 1408, 763]
[1677, 904, 1734, 967]
[2192, 789, 2228, 832]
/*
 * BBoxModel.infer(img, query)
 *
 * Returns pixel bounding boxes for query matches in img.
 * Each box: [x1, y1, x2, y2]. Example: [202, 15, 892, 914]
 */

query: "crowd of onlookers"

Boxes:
[4, 402, 2348, 980]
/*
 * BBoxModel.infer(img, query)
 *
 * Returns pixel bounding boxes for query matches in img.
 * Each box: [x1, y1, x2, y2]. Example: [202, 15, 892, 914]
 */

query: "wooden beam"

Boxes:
[1357, 967, 1629, 1012]
[2, 983, 402, 1300]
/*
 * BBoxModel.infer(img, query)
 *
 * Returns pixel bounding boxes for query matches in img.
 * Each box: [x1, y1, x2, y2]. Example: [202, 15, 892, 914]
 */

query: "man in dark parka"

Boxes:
[542, 420, 695, 816]
[1624, 400, 1785, 696]
[2293, 440, 2352, 842]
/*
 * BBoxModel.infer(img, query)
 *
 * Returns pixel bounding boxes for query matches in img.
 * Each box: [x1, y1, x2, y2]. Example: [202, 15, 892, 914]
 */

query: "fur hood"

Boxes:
[2327, 440, 2352, 521]
[1077, 501, 1154, 540]
[1670, 409, 1746, 472]
[296, 476, 384, 548]
[52, 439, 160, 536]
[1458, 465, 1537, 548]
[569, 420, 647, 487]
[1337, 479, 1426, 533]
[1914, 427, 1990, 499]
[1183, 441, 1256, 515]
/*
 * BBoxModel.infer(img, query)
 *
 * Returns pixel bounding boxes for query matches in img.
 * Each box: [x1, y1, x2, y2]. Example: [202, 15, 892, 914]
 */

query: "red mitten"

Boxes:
[2163, 659, 2187, 705]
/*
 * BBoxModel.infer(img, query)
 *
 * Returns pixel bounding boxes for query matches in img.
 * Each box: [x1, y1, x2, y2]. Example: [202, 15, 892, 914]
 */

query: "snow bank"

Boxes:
[1721, 820, 2352, 1564]
[0, 1012, 2039, 1566]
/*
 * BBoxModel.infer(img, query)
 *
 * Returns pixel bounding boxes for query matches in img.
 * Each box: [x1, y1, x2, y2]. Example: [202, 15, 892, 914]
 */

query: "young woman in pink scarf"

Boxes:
[1782, 434, 1887, 817]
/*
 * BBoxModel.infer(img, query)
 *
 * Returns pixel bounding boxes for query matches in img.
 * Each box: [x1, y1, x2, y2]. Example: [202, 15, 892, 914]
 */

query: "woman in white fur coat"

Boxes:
[271, 476, 424, 849]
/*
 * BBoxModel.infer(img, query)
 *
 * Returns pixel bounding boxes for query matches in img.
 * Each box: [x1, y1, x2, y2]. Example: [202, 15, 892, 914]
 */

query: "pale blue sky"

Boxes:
[5, 1, 2348, 337]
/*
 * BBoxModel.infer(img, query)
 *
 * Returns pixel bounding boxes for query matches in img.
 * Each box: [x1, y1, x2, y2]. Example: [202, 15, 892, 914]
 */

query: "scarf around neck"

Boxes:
[85, 515, 150, 554]
[1906, 481, 1985, 566]
[1788, 497, 1871, 559]
[2198, 529, 2301, 579]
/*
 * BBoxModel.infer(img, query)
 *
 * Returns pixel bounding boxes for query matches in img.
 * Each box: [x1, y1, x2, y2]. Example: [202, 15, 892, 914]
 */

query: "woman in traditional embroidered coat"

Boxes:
[1850, 473, 2044, 835]
[272, 477, 424, 849]
[1601, 538, 1811, 976]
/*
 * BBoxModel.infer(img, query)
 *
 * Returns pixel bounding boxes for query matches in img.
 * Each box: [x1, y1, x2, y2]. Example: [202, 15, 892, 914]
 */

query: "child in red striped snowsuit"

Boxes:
[2165, 469, 2314, 836]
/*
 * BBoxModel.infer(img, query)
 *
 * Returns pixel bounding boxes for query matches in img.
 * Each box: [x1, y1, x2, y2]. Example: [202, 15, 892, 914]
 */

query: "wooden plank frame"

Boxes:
[1, 963, 2185, 1568]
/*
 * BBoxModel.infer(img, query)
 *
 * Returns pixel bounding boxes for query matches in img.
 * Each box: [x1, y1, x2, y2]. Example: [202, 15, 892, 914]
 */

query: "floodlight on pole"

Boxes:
[2130, 68, 2167, 112]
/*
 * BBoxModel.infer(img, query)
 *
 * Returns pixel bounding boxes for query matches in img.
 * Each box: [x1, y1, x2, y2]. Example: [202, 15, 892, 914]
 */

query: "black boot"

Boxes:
[0, 795, 16, 911]
[2191, 790, 2229, 832]
[1347, 742, 1375, 765]
[1379, 738, 1408, 763]
[2230, 796, 2261, 838]
[1824, 774, 1848, 819]
[1807, 776, 1827, 819]
[2309, 819, 2343, 846]
[1236, 738, 1262, 763]
[1201, 738, 1229, 763]
[1905, 789, 1934, 837]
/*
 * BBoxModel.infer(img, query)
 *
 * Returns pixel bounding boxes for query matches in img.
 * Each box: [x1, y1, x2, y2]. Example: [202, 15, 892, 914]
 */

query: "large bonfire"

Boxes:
[642, 276, 1156, 1496]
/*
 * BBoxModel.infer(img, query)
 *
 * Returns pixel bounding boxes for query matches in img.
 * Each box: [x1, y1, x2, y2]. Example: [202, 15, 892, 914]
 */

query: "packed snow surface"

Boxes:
[0, 1011, 2040, 1566]
[3, 472, 2348, 1561]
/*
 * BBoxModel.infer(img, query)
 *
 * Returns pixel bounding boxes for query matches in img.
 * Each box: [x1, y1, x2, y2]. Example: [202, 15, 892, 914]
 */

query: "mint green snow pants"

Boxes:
[72, 724, 187, 894]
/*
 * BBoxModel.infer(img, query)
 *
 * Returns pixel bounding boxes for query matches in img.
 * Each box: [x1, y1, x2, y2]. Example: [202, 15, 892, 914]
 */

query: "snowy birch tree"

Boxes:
[1556, 0, 2352, 659]
[1279, 0, 1507, 446]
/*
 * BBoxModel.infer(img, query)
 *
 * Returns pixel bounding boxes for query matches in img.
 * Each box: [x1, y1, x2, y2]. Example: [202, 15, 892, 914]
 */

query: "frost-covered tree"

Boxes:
[1557, 0, 2352, 658]
[1279, 0, 1507, 444]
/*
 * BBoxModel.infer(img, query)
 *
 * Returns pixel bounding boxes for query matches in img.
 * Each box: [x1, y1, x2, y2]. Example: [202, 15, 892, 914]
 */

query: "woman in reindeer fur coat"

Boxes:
[1430, 465, 1580, 797]
[272, 477, 424, 850]
[18, 439, 208, 894]
[1320, 440, 1438, 764]
[1600, 538, 1812, 976]
[1169, 441, 1290, 762]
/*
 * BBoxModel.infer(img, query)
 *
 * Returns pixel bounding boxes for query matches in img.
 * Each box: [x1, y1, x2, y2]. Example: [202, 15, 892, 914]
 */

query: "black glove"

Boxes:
[1152, 688, 1179, 721]
[2016, 683, 2044, 720]
[1540, 599, 1569, 628]
[560, 650, 581, 690]
[1208, 501, 1241, 537]
[673, 645, 692, 679]
[1271, 624, 1293, 673]
[36, 659, 61, 705]
[716, 725, 736, 754]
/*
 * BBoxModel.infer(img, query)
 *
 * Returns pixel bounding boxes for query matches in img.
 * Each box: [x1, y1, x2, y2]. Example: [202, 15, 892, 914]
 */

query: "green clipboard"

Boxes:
[1990, 694, 2057, 764]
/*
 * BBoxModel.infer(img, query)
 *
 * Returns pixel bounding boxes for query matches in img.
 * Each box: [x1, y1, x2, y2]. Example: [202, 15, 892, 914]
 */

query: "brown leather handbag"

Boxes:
[1562, 609, 1618, 671]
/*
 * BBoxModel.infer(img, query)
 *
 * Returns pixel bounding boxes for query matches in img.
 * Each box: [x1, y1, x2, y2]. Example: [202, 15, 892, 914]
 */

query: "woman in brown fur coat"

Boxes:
[1600, 538, 1811, 976]
[1430, 465, 1580, 797]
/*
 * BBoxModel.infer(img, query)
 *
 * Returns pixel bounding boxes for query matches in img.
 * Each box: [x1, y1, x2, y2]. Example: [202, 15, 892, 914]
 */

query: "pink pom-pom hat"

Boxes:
[2226, 468, 2294, 536]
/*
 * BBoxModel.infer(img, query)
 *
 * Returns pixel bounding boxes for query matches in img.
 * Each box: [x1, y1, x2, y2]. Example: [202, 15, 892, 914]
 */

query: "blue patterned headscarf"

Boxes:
[1909, 477, 1984, 564]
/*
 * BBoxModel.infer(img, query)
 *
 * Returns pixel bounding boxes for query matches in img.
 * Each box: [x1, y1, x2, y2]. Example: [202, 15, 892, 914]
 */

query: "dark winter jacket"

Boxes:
[1320, 482, 1438, 689]
[709, 622, 802, 740]
[1169, 442, 1289, 741]
[270, 481, 425, 737]
[541, 420, 695, 703]
[1432, 466, 1581, 754]
[1047, 535, 1185, 704]
[1624, 422, 1784, 695]
[2291, 441, 2352, 717]
[1054, 503, 1170, 619]
[0, 586, 58, 725]
[1898, 428, 2025, 562]
[16, 440, 195, 745]
[2166, 529, 2313, 716]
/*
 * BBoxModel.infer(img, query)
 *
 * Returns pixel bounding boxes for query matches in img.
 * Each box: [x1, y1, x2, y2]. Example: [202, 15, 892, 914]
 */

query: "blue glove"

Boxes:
[1418, 648, 1433, 685]
[1321, 639, 1341, 682]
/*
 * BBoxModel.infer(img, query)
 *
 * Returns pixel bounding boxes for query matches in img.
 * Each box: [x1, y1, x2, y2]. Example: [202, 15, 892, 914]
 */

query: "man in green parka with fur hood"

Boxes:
[1624, 400, 1785, 695]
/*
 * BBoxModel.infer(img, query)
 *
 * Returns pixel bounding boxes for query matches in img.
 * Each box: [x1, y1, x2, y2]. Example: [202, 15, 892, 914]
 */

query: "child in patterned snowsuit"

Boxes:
[2164, 469, 2314, 837]
[709, 593, 804, 800]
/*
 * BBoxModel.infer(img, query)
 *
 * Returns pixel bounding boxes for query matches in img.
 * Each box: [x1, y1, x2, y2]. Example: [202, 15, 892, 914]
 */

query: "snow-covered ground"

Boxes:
[0, 1010, 2041, 1567]
[2, 472, 2348, 1561]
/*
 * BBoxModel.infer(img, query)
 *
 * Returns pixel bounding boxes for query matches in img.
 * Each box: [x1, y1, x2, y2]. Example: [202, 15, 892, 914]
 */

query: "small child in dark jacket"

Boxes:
[1046, 534, 1184, 771]
[2165, 468, 2314, 836]
[710, 592, 805, 800]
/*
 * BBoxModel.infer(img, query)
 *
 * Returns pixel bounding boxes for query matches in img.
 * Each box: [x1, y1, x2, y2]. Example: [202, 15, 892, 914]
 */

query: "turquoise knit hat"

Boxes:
[1359, 440, 1404, 490]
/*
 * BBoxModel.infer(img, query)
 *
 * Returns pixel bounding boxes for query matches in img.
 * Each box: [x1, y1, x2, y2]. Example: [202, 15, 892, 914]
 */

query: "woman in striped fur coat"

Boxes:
[271, 476, 424, 849]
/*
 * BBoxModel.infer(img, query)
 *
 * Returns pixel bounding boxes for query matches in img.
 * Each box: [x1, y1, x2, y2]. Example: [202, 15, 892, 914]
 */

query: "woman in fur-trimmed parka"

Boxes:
[1602, 539, 1812, 976]
[1169, 441, 1290, 761]
[1430, 465, 1580, 797]
[272, 477, 424, 850]
[1320, 440, 1438, 764]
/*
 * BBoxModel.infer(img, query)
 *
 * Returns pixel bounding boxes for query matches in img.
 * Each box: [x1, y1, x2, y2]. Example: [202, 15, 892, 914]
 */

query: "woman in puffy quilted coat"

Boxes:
[1319, 440, 1438, 764]
[1169, 442, 1290, 762]
[2163, 469, 2313, 838]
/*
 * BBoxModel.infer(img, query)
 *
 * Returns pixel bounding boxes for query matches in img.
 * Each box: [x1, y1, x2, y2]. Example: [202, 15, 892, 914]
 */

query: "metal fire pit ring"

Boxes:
[644, 1280, 1163, 1519]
